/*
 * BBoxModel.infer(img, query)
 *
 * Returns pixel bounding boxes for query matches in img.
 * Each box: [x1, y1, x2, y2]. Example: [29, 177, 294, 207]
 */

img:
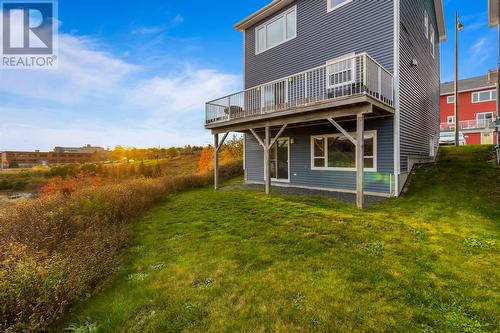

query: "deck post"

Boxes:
[356, 113, 365, 209]
[214, 133, 219, 190]
[264, 126, 271, 195]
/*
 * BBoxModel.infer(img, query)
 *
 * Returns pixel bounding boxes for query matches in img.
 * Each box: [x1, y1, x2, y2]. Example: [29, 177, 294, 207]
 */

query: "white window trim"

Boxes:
[447, 95, 455, 104]
[310, 130, 377, 172]
[327, 0, 354, 13]
[429, 24, 435, 58]
[325, 53, 356, 89]
[424, 10, 429, 39]
[255, 6, 297, 55]
[447, 116, 455, 124]
[472, 90, 497, 103]
[270, 137, 290, 183]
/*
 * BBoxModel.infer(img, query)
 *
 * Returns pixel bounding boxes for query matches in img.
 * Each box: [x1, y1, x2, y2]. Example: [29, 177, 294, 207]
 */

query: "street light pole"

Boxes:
[454, 11, 459, 146]
[454, 11, 464, 146]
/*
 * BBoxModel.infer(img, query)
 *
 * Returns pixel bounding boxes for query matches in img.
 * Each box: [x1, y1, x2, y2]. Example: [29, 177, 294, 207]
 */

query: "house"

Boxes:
[440, 75, 498, 145]
[488, 0, 500, 162]
[205, 0, 446, 208]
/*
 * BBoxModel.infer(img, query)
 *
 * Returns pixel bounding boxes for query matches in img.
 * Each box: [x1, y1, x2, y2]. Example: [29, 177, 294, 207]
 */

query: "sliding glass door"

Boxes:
[270, 138, 289, 181]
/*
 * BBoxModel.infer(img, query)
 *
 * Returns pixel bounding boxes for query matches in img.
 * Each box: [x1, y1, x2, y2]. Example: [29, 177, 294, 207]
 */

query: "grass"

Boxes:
[58, 146, 499, 332]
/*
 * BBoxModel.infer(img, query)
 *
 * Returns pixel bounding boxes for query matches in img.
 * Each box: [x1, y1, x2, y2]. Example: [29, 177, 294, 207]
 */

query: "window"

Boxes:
[447, 116, 455, 124]
[326, 54, 356, 89]
[429, 24, 435, 58]
[447, 95, 455, 104]
[424, 10, 429, 39]
[255, 6, 297, 54]
[262, 81, 288, 109]
[477, 112, 494, 126]
[472, 90, 497, 103]
[328, 0, 353, 12]
[311, 131, 377, 171]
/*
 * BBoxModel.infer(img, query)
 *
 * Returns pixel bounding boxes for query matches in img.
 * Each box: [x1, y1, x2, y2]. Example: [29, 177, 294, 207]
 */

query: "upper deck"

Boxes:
[205, 53, 394, 131]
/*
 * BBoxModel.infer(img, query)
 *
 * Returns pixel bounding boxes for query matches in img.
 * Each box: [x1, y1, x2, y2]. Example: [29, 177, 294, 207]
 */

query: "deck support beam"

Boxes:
[264, 126, 271, 195]
[249, 124, 288, 196]
[328, 118, 357, 145]
[326, 115, 365, 209]
[213, 132, 229, 190]
[356, 113, 365, 209]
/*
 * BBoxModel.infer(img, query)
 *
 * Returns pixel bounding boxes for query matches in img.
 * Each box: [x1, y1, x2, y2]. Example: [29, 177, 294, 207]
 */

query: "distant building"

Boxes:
[440, 75, 498, 145]
[53, 144, 106, 154]
[0, 145, 106, 169]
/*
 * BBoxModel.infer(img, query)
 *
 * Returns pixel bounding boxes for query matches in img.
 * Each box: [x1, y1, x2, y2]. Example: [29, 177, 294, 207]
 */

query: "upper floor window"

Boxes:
[326, 54, 356, 89]
[477, 112, 494, 124]
[447, 95, 455, 104]
[429, 25, 435, 58]
[424, 10, 429, 39]
[447, 116, 455, 124]
[328, 0, 353, 12]
[472, 89, 497, 103]
[256, 6, 297, 55]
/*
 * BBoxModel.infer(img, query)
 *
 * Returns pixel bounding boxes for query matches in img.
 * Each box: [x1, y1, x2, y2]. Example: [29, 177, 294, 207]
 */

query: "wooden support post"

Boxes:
[264, 126, 271, 195]
[356, 113, 365, 209]
[213, 132, 230, 190]
[249, 124, 287, 196]
[214, 133, 219, 190]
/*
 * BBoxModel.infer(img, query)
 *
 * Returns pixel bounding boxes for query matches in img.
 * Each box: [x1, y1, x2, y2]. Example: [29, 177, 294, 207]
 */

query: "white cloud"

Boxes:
[128, 68, 239, 123]
[0, 33, 241, 150]
[132, 25, 165, 35]
[469, 37, 491, 65]
[171, 14, 184, 26]
[0, 34, 138, 105]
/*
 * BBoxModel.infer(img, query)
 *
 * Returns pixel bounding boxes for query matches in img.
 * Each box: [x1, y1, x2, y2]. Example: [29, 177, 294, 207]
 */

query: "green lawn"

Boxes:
[58, 146, 499, 332]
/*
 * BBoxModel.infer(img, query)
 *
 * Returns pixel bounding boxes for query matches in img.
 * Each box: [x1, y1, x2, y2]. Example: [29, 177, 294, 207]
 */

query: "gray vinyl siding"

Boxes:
[244, 118, 394, 194]
[244, 0, 394, 89]
[398, 0, 440, 172]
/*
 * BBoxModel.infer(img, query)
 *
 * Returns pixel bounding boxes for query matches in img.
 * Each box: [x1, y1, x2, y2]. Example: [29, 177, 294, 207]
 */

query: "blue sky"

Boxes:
[0, 0, 497, 150]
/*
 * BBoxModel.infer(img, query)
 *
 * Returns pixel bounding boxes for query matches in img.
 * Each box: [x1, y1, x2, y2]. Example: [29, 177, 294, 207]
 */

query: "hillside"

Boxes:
[59, 146, 499, 332]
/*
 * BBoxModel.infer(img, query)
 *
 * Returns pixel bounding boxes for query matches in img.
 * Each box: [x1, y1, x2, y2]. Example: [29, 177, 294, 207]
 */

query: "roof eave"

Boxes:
[234, 0, 295, 32]
[235, 0, 448, 39]
[434, 0, 447, 42]
[488, 0, 499, 26]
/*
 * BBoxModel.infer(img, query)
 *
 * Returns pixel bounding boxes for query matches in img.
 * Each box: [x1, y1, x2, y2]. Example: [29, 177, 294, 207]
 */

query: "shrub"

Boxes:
[39, 172, 106, 197]
[0, 179, 12, 190]
[0, 161, 243, 332]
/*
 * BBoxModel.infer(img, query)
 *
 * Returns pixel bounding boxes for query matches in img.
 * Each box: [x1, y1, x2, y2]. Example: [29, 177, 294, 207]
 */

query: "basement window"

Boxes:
[311, 131, 377, 172]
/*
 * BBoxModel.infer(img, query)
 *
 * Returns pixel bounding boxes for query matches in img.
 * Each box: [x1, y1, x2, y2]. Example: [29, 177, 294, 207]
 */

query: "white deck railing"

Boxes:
[440, 119, 494, 132]
[206, 53, 394, 125]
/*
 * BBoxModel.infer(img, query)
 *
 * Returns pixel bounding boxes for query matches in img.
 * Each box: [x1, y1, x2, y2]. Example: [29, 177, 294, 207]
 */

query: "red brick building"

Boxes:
[440, 75, 498, 145]
[0, 145, 106, 169]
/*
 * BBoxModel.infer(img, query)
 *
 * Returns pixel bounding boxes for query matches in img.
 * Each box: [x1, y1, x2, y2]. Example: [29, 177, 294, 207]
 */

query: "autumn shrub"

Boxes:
[197, 136, 243, 173]
[39, 172, 107, 197]
[0, 160, 242, 332]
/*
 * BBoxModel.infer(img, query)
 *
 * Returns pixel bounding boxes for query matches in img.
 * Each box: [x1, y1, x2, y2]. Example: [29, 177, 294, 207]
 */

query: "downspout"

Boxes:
[393, 0, 401, 196]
